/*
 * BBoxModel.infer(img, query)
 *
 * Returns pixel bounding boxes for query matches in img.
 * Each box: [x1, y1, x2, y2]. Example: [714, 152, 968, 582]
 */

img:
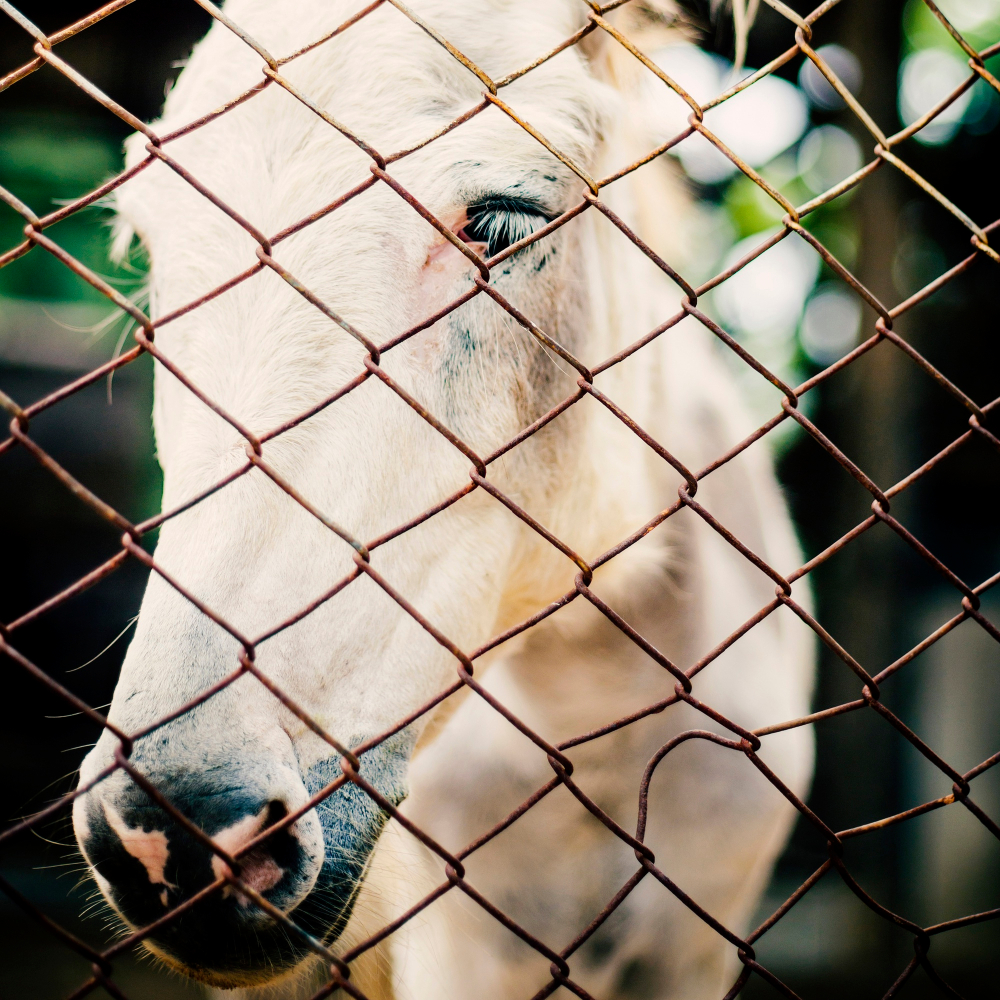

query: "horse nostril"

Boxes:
[231, 847, 284, 897]
[262, 799, 288, 829]
[236, 800, 290, 896]
[212, 799, 300, 902]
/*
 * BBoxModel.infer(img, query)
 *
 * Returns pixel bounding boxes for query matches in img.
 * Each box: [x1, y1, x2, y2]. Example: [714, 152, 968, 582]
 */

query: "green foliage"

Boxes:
[902, 0, 1000, 54]
[0, 113, 145, 304]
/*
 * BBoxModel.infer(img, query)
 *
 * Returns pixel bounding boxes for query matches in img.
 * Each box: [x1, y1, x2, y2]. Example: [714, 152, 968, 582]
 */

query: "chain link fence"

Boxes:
[1, 0, 998, 996]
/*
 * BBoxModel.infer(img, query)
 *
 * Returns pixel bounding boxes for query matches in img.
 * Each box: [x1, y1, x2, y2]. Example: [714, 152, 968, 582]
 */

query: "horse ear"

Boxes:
[580, 1, 701, 91]
[581, 1, 755, 90]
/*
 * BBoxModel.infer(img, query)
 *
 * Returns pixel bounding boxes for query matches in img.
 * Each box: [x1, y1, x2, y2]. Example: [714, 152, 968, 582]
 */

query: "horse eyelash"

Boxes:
[461, 198, 553, 258]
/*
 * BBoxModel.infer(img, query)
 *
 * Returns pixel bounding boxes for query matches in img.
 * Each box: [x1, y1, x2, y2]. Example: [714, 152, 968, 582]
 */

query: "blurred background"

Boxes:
[1, 0, 999, 996]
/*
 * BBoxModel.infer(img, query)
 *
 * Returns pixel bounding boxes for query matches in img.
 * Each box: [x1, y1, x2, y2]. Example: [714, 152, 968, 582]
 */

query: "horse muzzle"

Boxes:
[72, 739, 410, 987]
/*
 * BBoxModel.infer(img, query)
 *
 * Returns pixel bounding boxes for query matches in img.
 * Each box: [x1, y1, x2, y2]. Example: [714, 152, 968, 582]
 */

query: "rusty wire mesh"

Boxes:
[1, 0, 999, 996]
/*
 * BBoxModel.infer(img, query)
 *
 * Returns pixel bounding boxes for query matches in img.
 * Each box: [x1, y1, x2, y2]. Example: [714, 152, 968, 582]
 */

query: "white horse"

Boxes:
[72, 2, 815, 997]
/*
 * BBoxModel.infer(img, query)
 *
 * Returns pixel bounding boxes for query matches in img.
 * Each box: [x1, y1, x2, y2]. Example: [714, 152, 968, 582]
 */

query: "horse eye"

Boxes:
[462, 198, 552, 258]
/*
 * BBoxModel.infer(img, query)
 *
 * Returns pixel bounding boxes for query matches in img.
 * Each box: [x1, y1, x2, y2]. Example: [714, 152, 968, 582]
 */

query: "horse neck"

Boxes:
[492, 162, 685, 627]
[579, 150, 685, 457]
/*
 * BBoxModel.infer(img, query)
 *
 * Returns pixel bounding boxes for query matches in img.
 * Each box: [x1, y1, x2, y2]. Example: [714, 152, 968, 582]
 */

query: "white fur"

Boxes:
[76, 2, 815, 996]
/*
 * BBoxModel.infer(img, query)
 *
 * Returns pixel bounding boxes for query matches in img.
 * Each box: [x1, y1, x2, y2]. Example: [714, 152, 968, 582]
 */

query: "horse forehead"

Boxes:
[229, 0, 584, 76]
[122, 0, 598, 256]
[163, 0, 592, 158]
[173, 0, 588, 119]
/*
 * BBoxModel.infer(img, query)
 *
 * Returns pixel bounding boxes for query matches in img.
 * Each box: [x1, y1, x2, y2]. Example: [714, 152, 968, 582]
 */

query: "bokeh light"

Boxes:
[800, 283, 863, 367]
[798, 44, 863, 110]
[649, 43, 809, 184]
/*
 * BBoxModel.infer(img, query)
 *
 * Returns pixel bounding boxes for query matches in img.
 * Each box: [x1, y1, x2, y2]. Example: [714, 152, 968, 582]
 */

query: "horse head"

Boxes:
[72, 0, 683, 985]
